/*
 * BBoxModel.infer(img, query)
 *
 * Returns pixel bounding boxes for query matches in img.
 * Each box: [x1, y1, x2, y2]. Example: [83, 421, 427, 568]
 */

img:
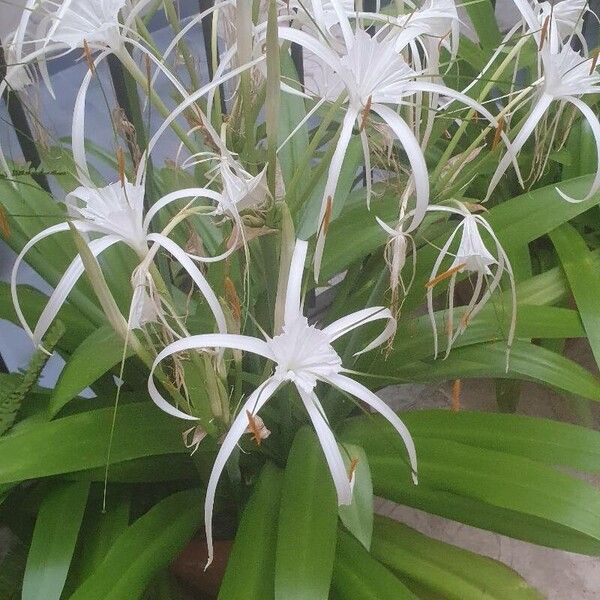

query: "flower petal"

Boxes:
[556, 97, 600, 203]
[32, 234, 122, 346]
[328, 374, 418, 484]
[371, 103, 429, 234]
[142, 187, 222, 233]
[323, 306, 395, 354]
[204, 377, 281, 568]
[284, 239, 309, 325]
[298, 388, 353, 505]
[486, 93, 553, 201]
[145, 233, 227, 334]
[314, 105, 359, 281]
[11, 222, 72, 338]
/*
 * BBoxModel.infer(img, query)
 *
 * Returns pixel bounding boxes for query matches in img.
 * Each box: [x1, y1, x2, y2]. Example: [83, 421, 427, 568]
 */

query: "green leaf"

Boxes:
[75, 491, 131, 583]
[371, 305, 584, 367]
[0, 282, 95, 352]
[371, 515, 542, 600]
[22, 481, 90, 600]
[50, 325, 134, 417]
[550, 223, 600, 370]
[322, 174, 600, 284]
[219, 462, 283, 600]
[331, 529, 416, 600]
[463, 0, 501, 49]
[277, 53, 308, 187]
[69, 489, 202, 600]
[340, 427, 600, 555]
[365, 341, 600, 401]
[0, 402, 204, 484]
[342, 410, 600, 475]
[338, 443, 373, 550]
[275, 427, 337, 600]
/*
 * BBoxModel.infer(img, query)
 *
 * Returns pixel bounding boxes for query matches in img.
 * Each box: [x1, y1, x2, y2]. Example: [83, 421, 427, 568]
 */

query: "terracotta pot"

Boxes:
[171, 538, 233, 599]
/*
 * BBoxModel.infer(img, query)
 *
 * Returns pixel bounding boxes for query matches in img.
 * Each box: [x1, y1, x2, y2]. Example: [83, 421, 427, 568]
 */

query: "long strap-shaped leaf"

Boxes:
[550, 223, 600, 371]
[69, 489, 202, 600]
[275, 427, 338, 600]
[371, 515, 542, 600]
[342, 409, 600, 475]
[0, 402, 207, 484]
[361, 340, 600, 402]
[331, 529, 416, 600]
[340, 431, 600, 555]
[23, 481, 90, 600]
[219, 462, 283, 599]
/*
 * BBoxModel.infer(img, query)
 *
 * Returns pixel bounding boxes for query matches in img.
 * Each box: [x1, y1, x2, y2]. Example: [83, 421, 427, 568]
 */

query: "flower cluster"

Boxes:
[3, 0, 598, 569]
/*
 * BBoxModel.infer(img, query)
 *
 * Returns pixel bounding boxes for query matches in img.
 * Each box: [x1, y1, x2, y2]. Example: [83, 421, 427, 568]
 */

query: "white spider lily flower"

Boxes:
[148, 239, 417, 569]
[40, 0, 126, 49]
[487, 45, 600, 203]
[216, 160, 269, 218]
[425, 205, 516, 363]
[513, 0, 590, 53]
[277, 6, 512, 280]
[378, 0, 459, 58]
[11, 179, 230, 347]
[11, 0, 125, 56]
[376, 217, 417, 315]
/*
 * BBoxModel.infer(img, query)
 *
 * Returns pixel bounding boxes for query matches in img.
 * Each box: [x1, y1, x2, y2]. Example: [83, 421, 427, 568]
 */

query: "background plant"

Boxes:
[0, 1, 599, 599]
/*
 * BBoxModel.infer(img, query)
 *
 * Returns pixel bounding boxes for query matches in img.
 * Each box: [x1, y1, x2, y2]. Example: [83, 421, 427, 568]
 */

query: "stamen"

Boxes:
[491, 116, 505, 151]
[319, 195, 333, 237]
[425, 263, 466, 288]
[246, 410, 264, 446]
[451, 379, 461, 412]
[116, 147, 126, 187]
[348, 457, 359, 482]
[82, 39, 95, 73]
[0, 206, 10, 239]
[359, 95, 372, 132]
[224, 276, 241, 322]
[590, 49, 600, 75]
[539, 15, 550, 51]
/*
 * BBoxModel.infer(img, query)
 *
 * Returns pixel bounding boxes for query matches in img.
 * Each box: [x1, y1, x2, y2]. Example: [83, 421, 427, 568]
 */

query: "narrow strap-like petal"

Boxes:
[32, 234, 121, 346]
[371, 104, 430, 234]
[146, 57, 265, 157]
[314, 105, 359, 282]
[486, 93, 553, 201]
[556, 97, 600, 203]
[204, 377, 281, 568]
[323, 306, 396, 355]
[284, 239, 309, 325]
[298, 388, 353, 505]
[328, 374, 418, 484]
[143, 188, 222, 233]
[145, 233, 227, 334]
[147, 332, 275, 420]
[405, 81, 524, 188]
[11, 222, 71, 338]
[276, 27, 342, 73]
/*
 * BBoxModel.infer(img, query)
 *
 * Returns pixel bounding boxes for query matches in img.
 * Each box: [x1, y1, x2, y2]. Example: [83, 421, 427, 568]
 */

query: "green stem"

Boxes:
[431, 35, 529, 185]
